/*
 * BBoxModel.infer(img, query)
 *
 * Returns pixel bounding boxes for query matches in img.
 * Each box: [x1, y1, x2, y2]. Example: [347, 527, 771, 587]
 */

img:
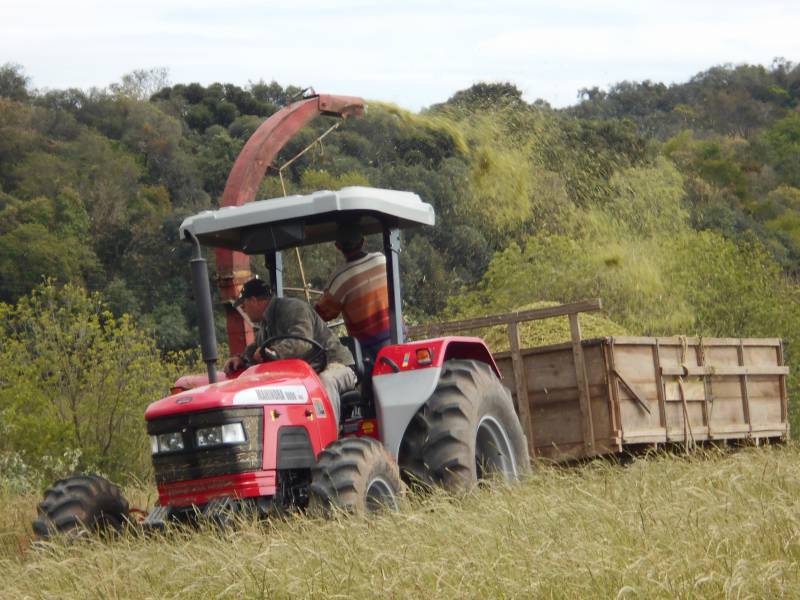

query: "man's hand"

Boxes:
[255, 346, 279, 363]
[223, 356, 247, 376]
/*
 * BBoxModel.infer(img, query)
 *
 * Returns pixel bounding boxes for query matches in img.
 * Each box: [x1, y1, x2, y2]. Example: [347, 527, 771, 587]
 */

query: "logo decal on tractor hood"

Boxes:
[232, 385, 309, 406]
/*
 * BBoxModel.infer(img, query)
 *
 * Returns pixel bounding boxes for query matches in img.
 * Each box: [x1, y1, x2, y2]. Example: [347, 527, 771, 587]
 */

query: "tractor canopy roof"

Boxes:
[179, 186, 435, 254]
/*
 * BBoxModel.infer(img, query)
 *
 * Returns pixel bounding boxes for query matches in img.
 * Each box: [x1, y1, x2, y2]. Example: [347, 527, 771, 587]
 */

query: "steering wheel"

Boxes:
[258, 335, 328, 371]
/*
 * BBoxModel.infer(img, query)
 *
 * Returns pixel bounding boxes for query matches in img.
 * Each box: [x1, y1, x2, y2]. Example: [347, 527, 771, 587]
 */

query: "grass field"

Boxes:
[1, 445, 799, 598]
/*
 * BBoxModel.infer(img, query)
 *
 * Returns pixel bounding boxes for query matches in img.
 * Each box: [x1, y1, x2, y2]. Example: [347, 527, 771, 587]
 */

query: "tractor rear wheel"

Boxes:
[32, 474, 129, 540]
[309, 437, 403, 514]
[402, 359, 529, 492]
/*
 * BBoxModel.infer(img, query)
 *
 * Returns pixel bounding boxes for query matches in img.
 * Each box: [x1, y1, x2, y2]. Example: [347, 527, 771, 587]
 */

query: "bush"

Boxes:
[0, 281, 184, 481]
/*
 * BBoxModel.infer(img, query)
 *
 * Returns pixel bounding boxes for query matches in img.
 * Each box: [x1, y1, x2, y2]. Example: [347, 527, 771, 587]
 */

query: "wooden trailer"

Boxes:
[408, 299, 790, 461]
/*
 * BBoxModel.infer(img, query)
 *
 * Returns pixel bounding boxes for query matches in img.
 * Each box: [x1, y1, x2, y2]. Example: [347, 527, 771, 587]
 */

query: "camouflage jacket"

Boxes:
[243, 297, 353, 372]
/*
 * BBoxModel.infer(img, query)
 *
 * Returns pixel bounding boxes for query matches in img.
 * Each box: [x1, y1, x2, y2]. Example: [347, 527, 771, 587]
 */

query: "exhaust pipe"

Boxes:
[188, 233, 219, 383]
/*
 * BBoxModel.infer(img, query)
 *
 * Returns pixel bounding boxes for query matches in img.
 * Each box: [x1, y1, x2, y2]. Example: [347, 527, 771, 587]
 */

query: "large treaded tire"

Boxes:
[309, 437, 404, 514]
[400, 359, 530, 492]
[32, 474, 129, 540]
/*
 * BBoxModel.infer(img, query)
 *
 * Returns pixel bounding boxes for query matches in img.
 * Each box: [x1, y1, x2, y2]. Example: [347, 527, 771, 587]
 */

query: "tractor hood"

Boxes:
[145, 360, 320, 420]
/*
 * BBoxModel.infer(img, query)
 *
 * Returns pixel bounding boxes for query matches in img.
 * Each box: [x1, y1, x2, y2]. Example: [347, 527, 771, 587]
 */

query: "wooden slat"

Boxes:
[493, 337, 607, 360]
[737, 340, 753, 437]
[664, 396, 706, 403]
[569, 313, 595, 453]
[664, 337, 781, 347]
[609, 336, 782, 347]
[621, 428, 669, 438]
[730, 338, 782, 346]
[750, 426, 789, 435]
[620, 428, 668, 443]
[602, 342, 621, 438]
[533, 438, 619, 460]
[653, 341, 668, 431]
[697, 340, 713, 439]
[407, 299, 602, 338]
[777, 341, 789, 430]
[508, 321, 535, 457]
[667, 426, 710, 442]
[660, 366, 789, 376]
[710, 423, 753, 435]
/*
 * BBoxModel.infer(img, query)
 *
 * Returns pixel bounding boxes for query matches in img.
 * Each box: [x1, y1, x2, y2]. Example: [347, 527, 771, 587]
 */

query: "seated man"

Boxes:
[224, 277, 356, 426]
[315, 223, 392, 362]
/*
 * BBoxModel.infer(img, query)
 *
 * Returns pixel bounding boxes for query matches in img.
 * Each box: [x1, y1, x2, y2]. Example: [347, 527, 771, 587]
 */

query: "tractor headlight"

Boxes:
[152, 431, 184, 454]
[222, 423, 247, 444]
[196, 423, 246, 448]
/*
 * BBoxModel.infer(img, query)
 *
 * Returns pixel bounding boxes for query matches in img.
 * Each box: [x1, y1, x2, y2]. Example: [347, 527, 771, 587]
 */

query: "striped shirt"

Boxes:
[315, 252, 391, 348]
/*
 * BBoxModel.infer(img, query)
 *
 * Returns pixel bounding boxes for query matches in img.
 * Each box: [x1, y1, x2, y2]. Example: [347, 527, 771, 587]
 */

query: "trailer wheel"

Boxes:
[32, 474, 129, 540]
[406, 359, 530, 492]
[309, 437, 403, 514]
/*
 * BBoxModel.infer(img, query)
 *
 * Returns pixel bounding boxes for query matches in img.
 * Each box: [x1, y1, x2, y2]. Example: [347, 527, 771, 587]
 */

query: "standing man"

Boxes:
[315, 223, 391, 361]
[223, 277, 356, 425]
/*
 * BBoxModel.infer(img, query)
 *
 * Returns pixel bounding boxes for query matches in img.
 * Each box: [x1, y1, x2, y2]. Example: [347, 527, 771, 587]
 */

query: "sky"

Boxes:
[2, 0, 799, 110]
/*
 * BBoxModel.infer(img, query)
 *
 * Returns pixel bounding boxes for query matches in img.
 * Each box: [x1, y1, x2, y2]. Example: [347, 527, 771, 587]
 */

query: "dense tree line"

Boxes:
[569, 60, 800, 272]
[1, 61, 799, 336]
[0, 66, 511, 343]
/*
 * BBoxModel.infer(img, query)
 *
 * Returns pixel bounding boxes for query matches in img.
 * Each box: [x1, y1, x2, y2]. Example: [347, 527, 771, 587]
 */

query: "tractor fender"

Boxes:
[371, 336, 500, 378]
[373, 366, 443, 461]
[371, 336, 501, 459]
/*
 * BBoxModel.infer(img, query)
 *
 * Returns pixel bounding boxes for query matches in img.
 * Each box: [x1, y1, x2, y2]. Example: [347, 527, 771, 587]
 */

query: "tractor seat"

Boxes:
[339, 336, 366, 380]
[338, 336, 376, 422]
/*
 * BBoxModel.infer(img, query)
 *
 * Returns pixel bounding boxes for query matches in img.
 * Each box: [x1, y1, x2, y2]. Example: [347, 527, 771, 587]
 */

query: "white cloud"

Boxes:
[479, 19, 799, 63]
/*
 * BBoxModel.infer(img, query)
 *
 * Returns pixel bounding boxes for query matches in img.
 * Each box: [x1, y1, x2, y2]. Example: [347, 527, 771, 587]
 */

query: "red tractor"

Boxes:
[32, 95, 529, 537]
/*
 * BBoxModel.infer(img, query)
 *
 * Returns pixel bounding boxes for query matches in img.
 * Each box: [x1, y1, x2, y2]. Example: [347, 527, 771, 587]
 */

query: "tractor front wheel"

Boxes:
[32, 474, 129, 540]
[309, 437, 403, 514]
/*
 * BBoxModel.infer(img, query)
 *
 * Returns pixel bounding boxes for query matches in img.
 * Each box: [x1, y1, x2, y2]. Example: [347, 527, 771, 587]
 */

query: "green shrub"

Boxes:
[0, 281, 184, 482]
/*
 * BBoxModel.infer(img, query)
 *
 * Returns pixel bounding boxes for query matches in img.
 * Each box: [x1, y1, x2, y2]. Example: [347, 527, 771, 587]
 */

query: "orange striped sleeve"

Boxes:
[315, 291, 343, 321]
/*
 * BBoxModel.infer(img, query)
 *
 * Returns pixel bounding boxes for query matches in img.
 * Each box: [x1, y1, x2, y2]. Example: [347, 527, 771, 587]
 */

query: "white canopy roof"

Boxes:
[179, 186, 435, 253]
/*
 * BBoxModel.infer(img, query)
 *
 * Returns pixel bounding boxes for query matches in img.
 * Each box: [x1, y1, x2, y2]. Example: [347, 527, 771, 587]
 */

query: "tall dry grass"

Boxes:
[2, 445, 799, 598]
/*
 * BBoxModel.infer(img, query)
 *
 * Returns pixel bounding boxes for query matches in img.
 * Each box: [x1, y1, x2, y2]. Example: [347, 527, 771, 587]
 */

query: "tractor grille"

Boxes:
[148, 408, 264, 485]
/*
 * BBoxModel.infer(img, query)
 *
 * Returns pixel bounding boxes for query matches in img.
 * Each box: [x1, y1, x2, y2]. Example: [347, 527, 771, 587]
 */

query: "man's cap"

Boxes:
[233, 277, 271, 306]
[335, 222, 364, 246]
